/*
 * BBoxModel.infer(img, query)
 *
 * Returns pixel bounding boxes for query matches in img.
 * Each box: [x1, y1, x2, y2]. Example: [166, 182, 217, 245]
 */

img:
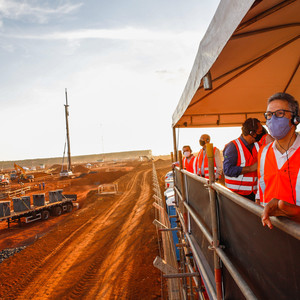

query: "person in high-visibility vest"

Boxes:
[223, 118, 264, 201]
[195, 134, 223, 180]
[258, 127, 274, 147]
[182, 145, 197, 174]
[258, 92, 300, 229]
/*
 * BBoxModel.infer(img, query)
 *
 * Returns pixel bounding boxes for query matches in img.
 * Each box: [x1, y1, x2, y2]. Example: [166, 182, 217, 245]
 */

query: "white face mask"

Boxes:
[183, 151, 191, 158]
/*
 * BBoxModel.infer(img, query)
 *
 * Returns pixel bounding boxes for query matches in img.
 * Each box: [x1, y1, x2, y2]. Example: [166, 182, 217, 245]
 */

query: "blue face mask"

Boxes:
[266, 115, 291, 140]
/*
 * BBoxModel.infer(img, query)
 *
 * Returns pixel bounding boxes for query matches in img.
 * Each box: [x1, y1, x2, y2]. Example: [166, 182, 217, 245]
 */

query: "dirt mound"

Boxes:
[73, 170, 127, 187]
[47, 164, 62, 174]
[154, 158, 171, 169]
[30, 171, 49, 179]
[73, 165, 90, 173]
[49, 164, 61, 169]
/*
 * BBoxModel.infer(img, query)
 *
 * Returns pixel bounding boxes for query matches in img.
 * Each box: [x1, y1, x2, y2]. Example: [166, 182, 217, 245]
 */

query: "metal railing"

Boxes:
[7, 186, 31, 198]
[173, 145, 300, 299]
[152, 163, 183, 300]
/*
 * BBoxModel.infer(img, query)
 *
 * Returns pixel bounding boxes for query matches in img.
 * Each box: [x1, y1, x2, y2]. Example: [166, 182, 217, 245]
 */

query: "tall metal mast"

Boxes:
[64, 88, 72, 171]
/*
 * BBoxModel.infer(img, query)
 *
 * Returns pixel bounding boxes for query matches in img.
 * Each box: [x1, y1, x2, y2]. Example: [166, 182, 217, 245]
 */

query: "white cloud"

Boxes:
[0, 0, 221, 160]
[0, 0, 83, 24]
[0, 27, 200, 43]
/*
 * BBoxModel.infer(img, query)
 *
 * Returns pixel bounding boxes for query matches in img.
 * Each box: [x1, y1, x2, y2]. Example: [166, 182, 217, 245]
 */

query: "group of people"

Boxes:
[178, 92, 300, 229]
[181, 134, 223, 180]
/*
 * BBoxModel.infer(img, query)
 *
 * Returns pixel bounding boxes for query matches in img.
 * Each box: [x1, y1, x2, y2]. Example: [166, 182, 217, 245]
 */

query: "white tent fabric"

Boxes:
[172, 0, 300, 128]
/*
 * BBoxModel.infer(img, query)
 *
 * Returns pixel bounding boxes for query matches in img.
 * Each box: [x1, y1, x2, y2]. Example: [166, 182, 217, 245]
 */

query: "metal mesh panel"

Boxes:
[185, 175, 215, 276]
[217, 192, 300, 300]
[174, 168, 181, 194]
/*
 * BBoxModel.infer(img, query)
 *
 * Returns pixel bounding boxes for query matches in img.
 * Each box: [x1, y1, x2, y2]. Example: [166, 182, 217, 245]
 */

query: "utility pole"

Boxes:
[65, 88, 72, 172]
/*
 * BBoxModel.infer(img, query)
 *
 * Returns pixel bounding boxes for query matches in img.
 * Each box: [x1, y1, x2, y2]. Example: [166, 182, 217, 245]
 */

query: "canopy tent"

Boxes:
[172, 0, 300, 128]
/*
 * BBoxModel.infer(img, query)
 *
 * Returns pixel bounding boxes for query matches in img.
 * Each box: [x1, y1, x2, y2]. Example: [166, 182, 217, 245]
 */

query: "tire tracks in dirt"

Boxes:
[15, 167, 152, 300]
[85, 169, 152, 299]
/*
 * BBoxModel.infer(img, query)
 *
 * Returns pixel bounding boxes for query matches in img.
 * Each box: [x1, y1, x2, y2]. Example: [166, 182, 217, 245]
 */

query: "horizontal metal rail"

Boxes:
[182, 194, 258, 300]
[181, 169, 208, 184]
[183, 202, 213, 244]
[212, 182, 300, 240]
[174, 169, 296, 299]
[215, 247, 257, 300]
[7, 186, 31, 198]
[163, 272, 199, 278]
[178, 168, 300, 240]
[185, 233, 217, 300]
[159, 228, 180, 232]
[173, 185, 183, 201]
[175, 205, 187, 237]
[175, 168, 300, 299]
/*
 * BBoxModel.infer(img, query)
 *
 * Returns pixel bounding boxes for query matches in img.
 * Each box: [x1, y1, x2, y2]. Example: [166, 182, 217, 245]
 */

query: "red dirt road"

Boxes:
[0, 161, 170, 299]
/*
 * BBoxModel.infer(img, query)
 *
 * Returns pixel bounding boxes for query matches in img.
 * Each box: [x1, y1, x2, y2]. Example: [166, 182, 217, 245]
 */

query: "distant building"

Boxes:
[139, 156, 151, 162]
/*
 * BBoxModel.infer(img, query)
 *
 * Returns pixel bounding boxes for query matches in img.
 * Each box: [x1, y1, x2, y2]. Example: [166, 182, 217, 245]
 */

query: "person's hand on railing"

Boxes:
[261, 198, 300, 229]
[172, 162, 179, 170]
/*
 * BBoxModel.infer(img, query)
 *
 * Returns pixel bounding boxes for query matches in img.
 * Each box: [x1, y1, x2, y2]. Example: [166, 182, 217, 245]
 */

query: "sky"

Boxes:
[0, 0, 241, 161]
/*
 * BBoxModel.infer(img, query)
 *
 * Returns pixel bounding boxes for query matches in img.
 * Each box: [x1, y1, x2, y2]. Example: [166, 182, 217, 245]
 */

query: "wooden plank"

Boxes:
[153, 256, 177, 274]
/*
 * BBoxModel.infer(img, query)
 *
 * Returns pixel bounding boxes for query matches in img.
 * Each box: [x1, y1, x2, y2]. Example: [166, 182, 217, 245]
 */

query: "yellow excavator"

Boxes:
[13, 163, 34, 182]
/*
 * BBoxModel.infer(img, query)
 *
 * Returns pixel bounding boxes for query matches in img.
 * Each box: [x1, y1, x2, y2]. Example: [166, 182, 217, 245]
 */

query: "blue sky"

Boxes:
[0, 0, 240, 161]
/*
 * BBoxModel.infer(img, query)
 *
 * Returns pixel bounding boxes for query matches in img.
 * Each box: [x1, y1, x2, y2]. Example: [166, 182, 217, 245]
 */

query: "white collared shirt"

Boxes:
[272, 133, 300, 169]
[256, 133, 300, 200]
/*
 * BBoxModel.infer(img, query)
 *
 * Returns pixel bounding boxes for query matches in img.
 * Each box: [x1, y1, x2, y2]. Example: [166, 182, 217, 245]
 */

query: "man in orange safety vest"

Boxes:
[258, 92, 300, 229]
[182, 145, 197, 174]
[223, 118, 264, 201]
[195, 134, 223, 180]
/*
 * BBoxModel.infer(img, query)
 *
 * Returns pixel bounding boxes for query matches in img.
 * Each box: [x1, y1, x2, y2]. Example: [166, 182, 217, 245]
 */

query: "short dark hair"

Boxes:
[268, 92, 299, 116]
[242, 118, 260, 136]
[182, 145, 192, 152]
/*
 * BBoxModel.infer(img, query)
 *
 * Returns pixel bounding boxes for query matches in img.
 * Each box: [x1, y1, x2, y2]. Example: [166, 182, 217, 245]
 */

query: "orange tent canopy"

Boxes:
[172, 0, 300, 128]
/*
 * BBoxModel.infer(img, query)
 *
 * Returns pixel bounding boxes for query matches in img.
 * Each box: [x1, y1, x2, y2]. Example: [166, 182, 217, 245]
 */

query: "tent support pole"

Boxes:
[207, 143, 223, 300]
[178, 150, 188, 298]
[283, 60, 299, 92]
[173, 127, 178, 162]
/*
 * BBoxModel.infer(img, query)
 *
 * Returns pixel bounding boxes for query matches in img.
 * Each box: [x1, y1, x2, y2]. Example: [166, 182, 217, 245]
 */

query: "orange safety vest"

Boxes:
[258, 133, 272, 147]
[225, 138, 259, 195]
[258, 142, 300, 206]
[182, 155, 196, 174]
[196, 147, 217, 179]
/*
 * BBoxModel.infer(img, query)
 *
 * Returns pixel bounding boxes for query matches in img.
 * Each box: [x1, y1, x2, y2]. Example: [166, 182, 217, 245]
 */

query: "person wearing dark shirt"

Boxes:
[223, 118, 264, 201]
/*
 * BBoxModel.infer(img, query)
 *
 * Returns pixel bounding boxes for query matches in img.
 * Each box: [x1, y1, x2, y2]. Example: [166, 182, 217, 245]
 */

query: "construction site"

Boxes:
[0, 88, 176, 299]
[1, 0, 299, 299]
[0, 157, 172, 299]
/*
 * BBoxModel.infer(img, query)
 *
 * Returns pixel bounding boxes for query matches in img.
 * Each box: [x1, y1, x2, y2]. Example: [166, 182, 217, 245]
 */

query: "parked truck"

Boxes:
[0, 190, 77, 228]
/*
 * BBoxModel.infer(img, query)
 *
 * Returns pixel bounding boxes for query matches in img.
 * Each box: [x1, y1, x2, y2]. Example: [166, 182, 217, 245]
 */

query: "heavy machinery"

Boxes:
[59, 89, 73, 178]
[13, 163, 34, 182]
[0, 174, 9, 186]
